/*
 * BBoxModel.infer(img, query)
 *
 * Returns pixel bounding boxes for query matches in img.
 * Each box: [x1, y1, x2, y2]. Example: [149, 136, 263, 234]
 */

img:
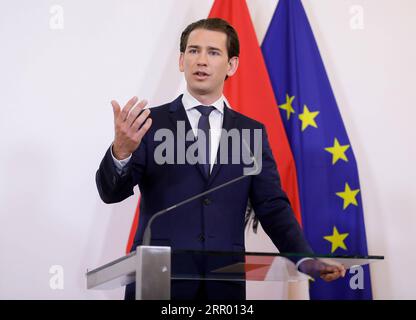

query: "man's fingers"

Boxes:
[321, 270, 342, 282]
[321, 273, 338, 282]
[332, 265, 346, 277]
[111, 100, 121, 119]
[134, 117, 152, 141]
[126, 99, 148, 127]
[120, 96, 139, 121]
[320, 265, 347, 282]
[130, 109, 151, 132]
[319, 265, 336, 274]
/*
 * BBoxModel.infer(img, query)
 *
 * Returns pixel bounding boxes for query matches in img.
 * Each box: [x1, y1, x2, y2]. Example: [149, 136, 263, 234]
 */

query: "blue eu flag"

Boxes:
[262, 0, 372, 299]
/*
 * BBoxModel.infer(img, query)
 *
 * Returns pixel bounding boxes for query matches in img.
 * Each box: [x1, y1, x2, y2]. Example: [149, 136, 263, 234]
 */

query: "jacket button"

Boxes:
[203, 198, 211, 206]
[198, 234, 205, 242]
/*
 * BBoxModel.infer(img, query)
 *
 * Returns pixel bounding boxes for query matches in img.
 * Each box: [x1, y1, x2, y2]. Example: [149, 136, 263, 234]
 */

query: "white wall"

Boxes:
[0, 0, 415, 299]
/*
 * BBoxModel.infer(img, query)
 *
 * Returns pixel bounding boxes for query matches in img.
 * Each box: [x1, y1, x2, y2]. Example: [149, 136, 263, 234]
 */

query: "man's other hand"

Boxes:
[298, 259, 346, 282]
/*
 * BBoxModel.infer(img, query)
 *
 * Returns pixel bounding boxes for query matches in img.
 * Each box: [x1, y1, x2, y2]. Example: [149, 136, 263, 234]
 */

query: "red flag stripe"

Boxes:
[126, 197, 140, 254]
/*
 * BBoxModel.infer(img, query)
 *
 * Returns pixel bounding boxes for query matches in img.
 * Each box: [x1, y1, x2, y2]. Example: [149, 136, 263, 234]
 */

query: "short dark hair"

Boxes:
[180, 18, 240, 59]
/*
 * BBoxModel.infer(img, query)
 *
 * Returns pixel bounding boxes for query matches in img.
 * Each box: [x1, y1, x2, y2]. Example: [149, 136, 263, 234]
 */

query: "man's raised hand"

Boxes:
[111, 96, 152, 160]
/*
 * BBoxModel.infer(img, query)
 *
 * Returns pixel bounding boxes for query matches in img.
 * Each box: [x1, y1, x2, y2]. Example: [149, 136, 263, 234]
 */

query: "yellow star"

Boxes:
[324, 226, 349, 253]
[324, 138, 350, 165]
[298, 105, 319, 131]
[336, 183, 360, 210]
[279, 94, 296, 120]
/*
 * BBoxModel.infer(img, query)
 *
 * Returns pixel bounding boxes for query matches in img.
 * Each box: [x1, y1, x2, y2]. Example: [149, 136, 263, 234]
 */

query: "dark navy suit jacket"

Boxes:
[96, 95, 312, 299]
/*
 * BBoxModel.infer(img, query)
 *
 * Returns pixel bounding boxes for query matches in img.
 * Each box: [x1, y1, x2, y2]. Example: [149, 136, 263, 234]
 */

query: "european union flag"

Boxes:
[261, 0, 372, 299]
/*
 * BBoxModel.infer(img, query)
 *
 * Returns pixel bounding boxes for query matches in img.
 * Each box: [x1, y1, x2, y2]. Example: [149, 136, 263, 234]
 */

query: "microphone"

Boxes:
[142, 138, 260, 246]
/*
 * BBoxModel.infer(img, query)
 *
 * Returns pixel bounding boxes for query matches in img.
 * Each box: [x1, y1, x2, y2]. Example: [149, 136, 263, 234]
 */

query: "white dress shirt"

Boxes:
[111, 89, 228, 174]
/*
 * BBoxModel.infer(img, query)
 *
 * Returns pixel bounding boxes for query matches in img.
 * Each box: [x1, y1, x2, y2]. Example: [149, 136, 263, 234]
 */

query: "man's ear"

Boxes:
[226, 56, 239, 77]
[179, 52, 184, 72]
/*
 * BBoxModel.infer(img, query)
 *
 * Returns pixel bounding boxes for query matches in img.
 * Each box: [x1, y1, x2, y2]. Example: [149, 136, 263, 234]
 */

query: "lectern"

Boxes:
[86, 246, 383, 300]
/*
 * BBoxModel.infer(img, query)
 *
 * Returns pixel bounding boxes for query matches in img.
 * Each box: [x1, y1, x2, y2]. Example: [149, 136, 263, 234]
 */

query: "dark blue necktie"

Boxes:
[194, 105, 215, 178]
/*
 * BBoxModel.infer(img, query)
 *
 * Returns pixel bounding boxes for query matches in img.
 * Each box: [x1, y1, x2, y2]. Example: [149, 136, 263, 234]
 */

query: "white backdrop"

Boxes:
[0, 0, 415, 299]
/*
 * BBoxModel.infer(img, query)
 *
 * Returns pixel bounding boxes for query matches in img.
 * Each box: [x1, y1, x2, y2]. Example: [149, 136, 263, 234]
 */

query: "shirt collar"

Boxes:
[182, 88, 226, 114]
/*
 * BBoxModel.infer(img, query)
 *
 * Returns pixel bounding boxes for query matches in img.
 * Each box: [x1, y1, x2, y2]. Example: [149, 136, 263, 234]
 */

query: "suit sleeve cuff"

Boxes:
[296, 257, 314, 271]
[110, 144, 132, 175]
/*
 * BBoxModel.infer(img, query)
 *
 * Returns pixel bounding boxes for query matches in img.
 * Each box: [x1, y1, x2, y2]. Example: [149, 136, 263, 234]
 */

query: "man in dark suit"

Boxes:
[96, 18, 345, 300]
